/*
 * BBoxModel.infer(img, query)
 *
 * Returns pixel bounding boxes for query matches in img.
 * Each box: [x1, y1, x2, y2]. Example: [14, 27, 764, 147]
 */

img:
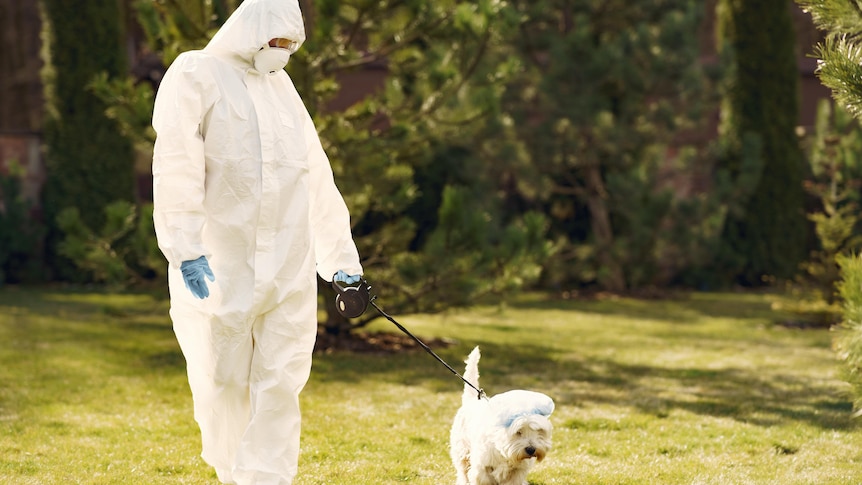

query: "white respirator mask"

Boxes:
[253, 46, 291, 74]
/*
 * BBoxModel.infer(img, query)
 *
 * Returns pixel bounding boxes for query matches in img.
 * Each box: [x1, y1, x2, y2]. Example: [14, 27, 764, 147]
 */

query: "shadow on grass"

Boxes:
[507, 291, 786, 325]
[312, 340, 854, 432]
[2, 287, 851, 433]
[0, 286, 184, 372]
[572, 357, 854, 430]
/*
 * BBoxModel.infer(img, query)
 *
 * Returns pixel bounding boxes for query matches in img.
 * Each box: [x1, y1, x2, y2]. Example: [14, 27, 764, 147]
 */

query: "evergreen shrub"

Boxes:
[835, 254, 862, 411]
[0, 169, 45, 284]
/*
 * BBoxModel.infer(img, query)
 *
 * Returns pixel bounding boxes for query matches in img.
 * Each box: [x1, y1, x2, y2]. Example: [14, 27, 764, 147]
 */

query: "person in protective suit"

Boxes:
[151, 0, 363, 483]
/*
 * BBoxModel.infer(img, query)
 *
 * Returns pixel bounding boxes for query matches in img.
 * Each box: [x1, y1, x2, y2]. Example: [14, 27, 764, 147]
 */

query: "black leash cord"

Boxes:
[369, 297, 485, 400]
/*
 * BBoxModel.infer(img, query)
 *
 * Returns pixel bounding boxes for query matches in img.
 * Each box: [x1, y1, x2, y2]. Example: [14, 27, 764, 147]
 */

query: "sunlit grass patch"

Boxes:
[0, 287, 859, 484]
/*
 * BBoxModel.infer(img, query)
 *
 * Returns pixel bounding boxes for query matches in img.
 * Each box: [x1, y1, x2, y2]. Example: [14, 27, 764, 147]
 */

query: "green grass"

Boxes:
[1, 287, 860, 484]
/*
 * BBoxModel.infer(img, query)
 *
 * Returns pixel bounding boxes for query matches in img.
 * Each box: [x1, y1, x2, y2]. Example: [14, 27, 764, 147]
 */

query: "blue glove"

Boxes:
[180, 256, 215, 299]
[333, 270, 361, 285]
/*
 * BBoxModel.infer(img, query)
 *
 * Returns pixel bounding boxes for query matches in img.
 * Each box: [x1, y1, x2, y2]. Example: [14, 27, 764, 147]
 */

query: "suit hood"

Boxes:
[203, 0, 305, 67]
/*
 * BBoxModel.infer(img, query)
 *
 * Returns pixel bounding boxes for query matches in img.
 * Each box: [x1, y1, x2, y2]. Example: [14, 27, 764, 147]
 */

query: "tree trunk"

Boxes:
[584, 163, 626, 292]
[299, 0, 314, 35]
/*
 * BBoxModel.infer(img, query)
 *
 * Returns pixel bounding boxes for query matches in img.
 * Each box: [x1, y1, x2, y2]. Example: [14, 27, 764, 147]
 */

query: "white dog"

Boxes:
[449, 347, 554, 485]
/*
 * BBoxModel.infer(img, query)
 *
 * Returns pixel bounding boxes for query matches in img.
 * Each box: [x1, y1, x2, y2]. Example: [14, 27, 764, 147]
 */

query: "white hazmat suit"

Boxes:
[151, 0, 362, 483]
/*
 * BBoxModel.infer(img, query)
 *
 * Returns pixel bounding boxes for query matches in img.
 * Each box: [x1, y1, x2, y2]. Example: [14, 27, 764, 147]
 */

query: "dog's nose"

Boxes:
[525, 446, 536, 456]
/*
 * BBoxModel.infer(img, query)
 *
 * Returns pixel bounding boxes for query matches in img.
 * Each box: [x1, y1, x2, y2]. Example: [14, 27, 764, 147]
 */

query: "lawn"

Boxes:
[0, 287, 859, 484]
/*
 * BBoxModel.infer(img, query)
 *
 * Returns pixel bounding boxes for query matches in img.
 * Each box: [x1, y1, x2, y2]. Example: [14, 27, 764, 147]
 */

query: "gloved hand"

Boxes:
[180, 256, 215, 299]
[333, 269, 361, 285]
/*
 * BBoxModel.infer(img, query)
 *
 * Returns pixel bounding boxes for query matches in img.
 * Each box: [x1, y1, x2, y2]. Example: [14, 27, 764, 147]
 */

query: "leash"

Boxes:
[369, 296, 486, 400]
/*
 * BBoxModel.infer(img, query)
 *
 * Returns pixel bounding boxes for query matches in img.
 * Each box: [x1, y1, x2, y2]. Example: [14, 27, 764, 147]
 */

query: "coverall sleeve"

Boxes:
[302, 107, 363, 281]
[151, 54, 215, 269]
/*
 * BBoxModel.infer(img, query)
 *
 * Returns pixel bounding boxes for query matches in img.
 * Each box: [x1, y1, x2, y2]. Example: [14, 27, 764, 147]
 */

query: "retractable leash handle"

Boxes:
[331, 275, 371, 319]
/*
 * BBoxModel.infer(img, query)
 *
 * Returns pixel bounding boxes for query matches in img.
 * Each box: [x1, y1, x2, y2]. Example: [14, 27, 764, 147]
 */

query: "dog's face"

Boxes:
[494, 414, 553, 463]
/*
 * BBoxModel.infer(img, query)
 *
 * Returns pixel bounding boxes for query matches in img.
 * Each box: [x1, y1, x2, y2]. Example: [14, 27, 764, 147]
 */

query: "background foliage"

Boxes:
[498, 0, 730, 292]
[39, 0, 136, 280]
[798, 0, 862, 408]
[12, 0, 846, 336]
[0, 166, 45, 284]
[290, 0, 550, 329]
[717, 0, 809, 285]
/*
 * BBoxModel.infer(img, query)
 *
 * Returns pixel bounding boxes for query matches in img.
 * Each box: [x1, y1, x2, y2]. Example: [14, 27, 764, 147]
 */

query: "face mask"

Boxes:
[253, 46, 291, 74]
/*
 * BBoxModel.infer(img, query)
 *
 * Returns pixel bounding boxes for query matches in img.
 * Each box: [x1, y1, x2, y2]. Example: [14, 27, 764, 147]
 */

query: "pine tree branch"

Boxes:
[799, 0, 862, 37]
[415, 30, 491, 120]
[328, 6, 453, 73]
[343, 4, 367, 53]
[162, 0, 210, 40]
[816, 35, 862, 118]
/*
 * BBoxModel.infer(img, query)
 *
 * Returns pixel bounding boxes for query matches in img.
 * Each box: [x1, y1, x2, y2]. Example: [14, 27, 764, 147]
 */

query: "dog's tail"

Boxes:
[462, 346, 481, 404]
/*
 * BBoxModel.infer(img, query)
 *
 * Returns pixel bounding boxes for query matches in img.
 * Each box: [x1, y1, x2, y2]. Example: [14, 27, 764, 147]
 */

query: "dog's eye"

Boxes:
[516, 431, 522, 437]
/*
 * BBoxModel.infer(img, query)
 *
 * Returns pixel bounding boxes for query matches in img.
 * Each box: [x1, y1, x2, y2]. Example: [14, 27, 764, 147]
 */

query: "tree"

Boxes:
[495, 0, 721, 291]
[716, 0, 808, 285]
[776, 99, 862, 325]
[135, 0, 240, 66]
[835, 253, 862, 412]
[797, 0, 862, 411]
[96, 1, 549, 334]
[291, 1, 549, 333]
[801, 0, 862, 119]
[63, 0, 242, 286]
[91, 0, 239, 153]
[40, 0, 136, 278]
[800, 100, 862, 304]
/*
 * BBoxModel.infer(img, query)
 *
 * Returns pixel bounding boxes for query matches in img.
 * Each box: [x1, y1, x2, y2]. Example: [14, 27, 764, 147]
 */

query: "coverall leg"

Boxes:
[169, 268, 318, 484]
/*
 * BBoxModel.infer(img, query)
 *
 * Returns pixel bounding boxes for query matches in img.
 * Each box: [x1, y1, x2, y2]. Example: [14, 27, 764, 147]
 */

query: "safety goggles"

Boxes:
[268, 38, 298, 53]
